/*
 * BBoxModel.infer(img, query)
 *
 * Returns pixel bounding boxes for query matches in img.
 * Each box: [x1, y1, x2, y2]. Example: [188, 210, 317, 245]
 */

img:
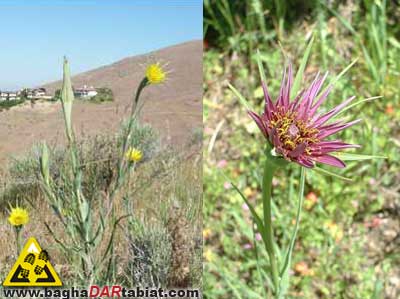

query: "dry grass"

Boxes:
[0, 129, 202, 288]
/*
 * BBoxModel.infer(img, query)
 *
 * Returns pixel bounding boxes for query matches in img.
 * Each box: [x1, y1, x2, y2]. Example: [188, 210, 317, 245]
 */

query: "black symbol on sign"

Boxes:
[35, 265, 56, 283]
[20, 268, 29, 278]
[34, 265, 44, 275]
[24, 253, 35, 265]
[9, 265, 30, 283]
[39, 250, 49, 262]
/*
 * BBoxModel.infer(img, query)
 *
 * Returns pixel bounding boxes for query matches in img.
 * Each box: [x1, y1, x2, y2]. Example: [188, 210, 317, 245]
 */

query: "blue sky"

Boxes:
[0, 0, 202, 90]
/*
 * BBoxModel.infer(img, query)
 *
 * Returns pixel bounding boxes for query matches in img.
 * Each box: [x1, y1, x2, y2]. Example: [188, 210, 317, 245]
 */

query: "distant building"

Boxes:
[0, 87, 52, 102]
[74, 85, 98, 98]
[0, 91, 20, 101]
[25, 88, 51, 99]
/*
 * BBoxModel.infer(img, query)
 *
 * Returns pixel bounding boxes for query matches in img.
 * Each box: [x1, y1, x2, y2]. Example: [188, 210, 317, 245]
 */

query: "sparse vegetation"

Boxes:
[0, 57, 202, 289]
[91, 87, 114, 102]
[53, 87, 114, 102]
[0, 98, 25, 111]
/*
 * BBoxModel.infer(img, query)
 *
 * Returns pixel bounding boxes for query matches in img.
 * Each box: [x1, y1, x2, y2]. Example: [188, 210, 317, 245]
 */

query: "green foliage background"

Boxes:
[204, 1, 399, 298]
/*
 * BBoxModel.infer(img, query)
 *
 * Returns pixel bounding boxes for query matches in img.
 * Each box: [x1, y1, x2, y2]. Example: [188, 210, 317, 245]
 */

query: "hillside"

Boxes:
[0, 40, 202, 164]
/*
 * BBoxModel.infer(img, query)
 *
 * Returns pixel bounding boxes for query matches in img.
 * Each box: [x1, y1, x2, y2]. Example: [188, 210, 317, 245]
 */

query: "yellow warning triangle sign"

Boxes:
[2, 237, 62, 287]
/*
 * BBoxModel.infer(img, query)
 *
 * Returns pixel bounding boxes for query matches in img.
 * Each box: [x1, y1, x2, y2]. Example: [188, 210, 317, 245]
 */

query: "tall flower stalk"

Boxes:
[228, 37, 383, 298]
[38, 57, 168, 285]
[110, 61, 167, 202]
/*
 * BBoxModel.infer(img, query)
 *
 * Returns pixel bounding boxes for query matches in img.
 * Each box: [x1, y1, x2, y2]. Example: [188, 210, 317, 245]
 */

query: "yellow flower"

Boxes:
[8, 207, 29, 227]
[125, 147, 143, 163]
[244, 187, 254, 197]
[146, 63, 166, 84]
[324, 221, 344, 242]
[203, 249, 214, 262]
[203, 228, 212, 239]
[294, 261, 315, 276]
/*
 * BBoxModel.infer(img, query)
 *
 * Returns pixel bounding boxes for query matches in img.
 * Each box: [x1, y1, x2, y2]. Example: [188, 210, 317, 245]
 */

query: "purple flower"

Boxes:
[217, 159, 228, 168]
[249, 64, 360, 168]
[255, 233, 262, 241]
[224, 181, 231, 189]
[241, 203, 250, 211]
[243, 243, 253, 250]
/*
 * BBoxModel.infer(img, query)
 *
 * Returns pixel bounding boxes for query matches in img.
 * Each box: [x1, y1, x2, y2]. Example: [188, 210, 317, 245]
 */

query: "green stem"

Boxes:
[262, 158, 279, 295]
[15, 227, 21, 255]
[133, 78, 148, 115]
[277, 167, 306, 299]
[110, 77, 147, 202]
[252, 221, 268, 299]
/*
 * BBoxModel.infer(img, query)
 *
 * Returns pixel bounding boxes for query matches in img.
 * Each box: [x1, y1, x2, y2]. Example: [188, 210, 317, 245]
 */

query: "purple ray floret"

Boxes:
[249, 64, 360, 168]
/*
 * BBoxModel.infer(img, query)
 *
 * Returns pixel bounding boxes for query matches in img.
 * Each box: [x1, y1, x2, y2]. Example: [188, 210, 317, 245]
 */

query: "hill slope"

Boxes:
[0, 40, 202, 163]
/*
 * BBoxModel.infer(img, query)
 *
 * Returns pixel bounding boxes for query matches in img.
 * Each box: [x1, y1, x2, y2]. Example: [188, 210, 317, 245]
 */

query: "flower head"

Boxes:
[8, 206, 29, 227]
[203, 228, 212, 239]
[145, 63, 166, 84]
[294, 261, 315, 276]
[125, 147, 143, 163]
[249, 64, 361, 168]
[203, 248, 215, 262]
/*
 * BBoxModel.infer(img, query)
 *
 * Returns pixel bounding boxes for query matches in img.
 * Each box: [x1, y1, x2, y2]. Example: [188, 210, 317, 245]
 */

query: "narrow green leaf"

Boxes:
[256, 49, 267, 83]
[312, 166, 353, 181]
[252, 224, 268, 299]
[336, 95, 383, 116]
[230, 182, 266, 238]
[221, 171, 265, 235]
[279, 167, 306, 297]
[333, 152, 386, 161]
[220, 265, 245, 299]
[228, 82, 253, 111]
[40, 142, 50, 186]
[323, 2, 357, 35]
[388, 36, 400, 49]
[291, 35, 314, 98]
[361, 43, 380, 82]
[371, 279, 383, 299]
[318, 57, 359, 97]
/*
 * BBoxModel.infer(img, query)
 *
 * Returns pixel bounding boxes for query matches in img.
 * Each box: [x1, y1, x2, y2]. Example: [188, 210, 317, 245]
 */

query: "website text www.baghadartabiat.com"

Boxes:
[1, 285, 201, 298]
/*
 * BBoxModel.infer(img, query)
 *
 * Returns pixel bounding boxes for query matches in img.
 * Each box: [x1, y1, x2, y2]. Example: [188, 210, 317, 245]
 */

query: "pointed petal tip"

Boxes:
[248, 110, 269, 138]
[315, 155, 346, 168]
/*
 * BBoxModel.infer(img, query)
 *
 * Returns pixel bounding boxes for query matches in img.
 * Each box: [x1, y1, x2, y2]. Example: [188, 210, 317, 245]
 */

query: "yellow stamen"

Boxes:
[268, 107, 319, 156]
[145, 63, 166, 84]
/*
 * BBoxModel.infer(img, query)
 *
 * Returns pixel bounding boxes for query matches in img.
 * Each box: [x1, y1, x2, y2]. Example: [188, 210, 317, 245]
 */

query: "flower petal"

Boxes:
[314, 154, 346, 168]
[297, 72, 322, 119]
[248, 111, 269, 138]
[271, 127, 282, 148]
[310, 141, 360, 155]
[317, 119, 362, 139]
[262, 80, 274, 120]
[283, 63, 293, 108]
[297, 157, 315, 168]
[288, 143, 306, 158]
[289, 89, 305, 112]
[313, 96, 356, 127]
[310, 84, 333, 116]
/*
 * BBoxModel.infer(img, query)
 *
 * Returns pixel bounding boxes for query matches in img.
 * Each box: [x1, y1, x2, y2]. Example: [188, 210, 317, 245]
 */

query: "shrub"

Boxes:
[91, 87, 114, 102]
[0, 98, 25, 110]
[124, 221, 172, 288]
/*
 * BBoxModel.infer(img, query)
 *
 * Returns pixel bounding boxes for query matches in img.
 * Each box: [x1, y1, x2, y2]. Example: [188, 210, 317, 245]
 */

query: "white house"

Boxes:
[0, 91, 20, 101]
[26, 88, 47, 99]
[74, 85, 98, 99]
